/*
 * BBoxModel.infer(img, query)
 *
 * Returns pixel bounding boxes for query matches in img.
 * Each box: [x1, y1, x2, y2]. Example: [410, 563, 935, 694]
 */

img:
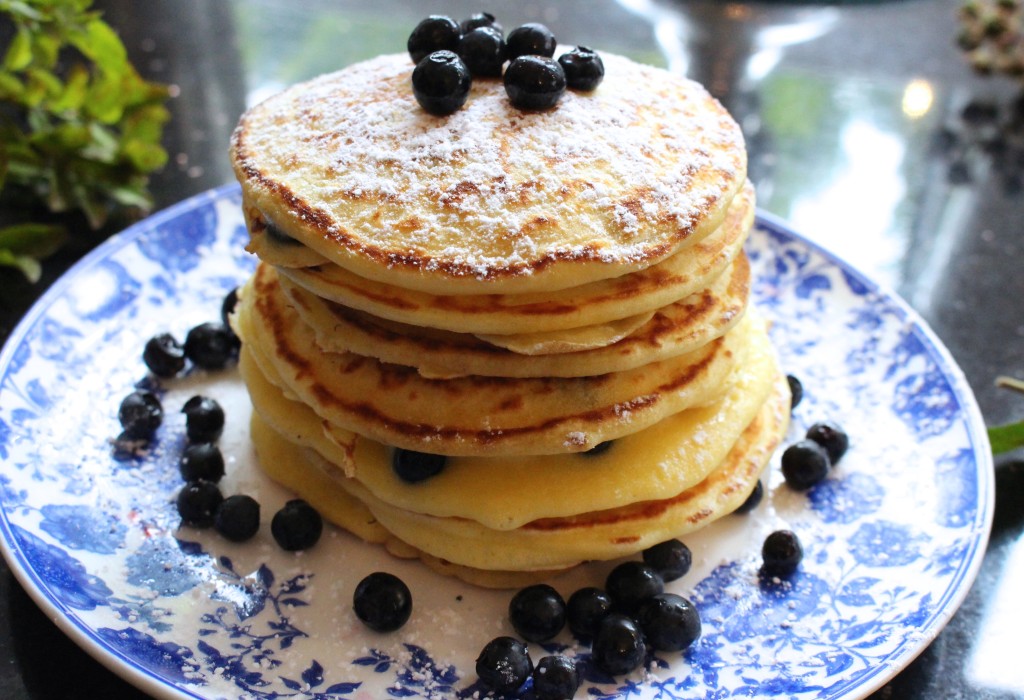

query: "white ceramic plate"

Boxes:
[0, 185, 993, 699]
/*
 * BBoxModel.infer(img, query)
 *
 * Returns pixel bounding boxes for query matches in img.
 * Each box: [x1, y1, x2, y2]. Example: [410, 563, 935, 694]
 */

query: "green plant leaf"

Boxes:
[2, 28, 33, 71]
[989, 421, 1024, 455]
[0, 0, 170, 279]
[0, 247, 43, 282]
[0, 222, 67, 258]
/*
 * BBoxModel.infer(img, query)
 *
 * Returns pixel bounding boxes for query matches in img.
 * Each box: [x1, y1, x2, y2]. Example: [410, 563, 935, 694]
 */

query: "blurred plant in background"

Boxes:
[958, 0, 1024, 79]
[990, 377, 1024, 455]
[0, 0, 169, 283]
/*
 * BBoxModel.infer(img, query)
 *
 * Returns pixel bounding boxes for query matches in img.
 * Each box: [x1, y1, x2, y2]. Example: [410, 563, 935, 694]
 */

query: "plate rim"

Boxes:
[0, 184, 996, 700]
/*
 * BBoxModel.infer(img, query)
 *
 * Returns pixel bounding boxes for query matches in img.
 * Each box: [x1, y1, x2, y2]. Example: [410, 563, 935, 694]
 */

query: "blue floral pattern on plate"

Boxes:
[0, 186, 993, 699]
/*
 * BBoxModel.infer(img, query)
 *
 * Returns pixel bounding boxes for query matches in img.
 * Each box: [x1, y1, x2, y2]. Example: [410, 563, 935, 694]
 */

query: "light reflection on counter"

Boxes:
[967, 531, 1024, 695]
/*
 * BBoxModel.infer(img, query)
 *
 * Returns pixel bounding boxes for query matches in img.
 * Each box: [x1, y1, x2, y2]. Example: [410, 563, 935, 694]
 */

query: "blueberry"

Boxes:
[505, 22, 557, 60]
[407, 15, 462, 64]
[605, 561, 664, 614]
[566, 586, 612, 640]
[182, 395, 225, 443]
[532, 655, 581, 700]
[392, 448, 447, 483]
[412, 51, 472, 116]
[733, 479, 764, 514]
[143, 333, 185, 377]
[787, 374, 803, 410]
[806, 420, 849, 464]
[508, 583, 566, 642]
[179, 443, 225, 483]
[558, 46, 605, 91]
[457, 26, 506, 77]
[780, 439, 830, 491]
[176, 481, 223, 528]
[460, 11, 501, 34]
[642, 539, 692, 582]
[582, 440, 614, 456]
[184, 322, 237, 370]
[504, 55, 566, 111]
[221, 287, 240, 327]
[271, 499, 323, 551]
[221, 287, 241, 346]
[761, 529, 803, 577]
[214, 494, 261, 542]
[118, 390, 163, 439]
[636, 593, 701, 651]
[475, 636, 532, 693]
[591, 613, 645, 676]
[353, 571, 413, 632]
[265, 221, 299, 245]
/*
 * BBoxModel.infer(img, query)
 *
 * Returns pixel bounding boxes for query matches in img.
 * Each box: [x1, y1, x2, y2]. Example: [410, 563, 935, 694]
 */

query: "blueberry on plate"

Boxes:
[460, 11, 501, 34]
[179, 443, 225, 483]
[407, 15, 462, 64]
[806, 420, 849, 464]
[592, 613, 645, 676]
[353, 571, 413, 632]
[508, 583, 566, 642]
[636, 592, 702, 651]
[780, 439, 830, 491]
[505, 22, 557, 60]
[761, 529, 803, 578]
[214, 494, 261, 542]
[642, 538, 692, 582]
[475, 636, 532, 693]
[182, 395, 225, 443]
[392, 447, 447, 483]
[221, 287, 240, 327]
[566, 586, 612, 640]
[504, 55, 566, 111]
[532, 655, 581, 700]
[558, 46, 605, 91]
[176, 481, 223, 528]
[458, 26, 506, 77]
[271, 499, 323, 551]
[787, 374, 804, 410]
[184, 321, 237, 370]
[733, 479, 764, 514]
[220, 287, 242, 346]
[143, 332, 185, 377]
[605, 560, 664, 614]
[118, 389, 163, 440]
[412, 50, 472, 116]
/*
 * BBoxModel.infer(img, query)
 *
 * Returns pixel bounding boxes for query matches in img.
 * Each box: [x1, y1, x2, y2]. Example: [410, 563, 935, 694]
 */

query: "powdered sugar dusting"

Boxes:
[233, 52, 746, 285]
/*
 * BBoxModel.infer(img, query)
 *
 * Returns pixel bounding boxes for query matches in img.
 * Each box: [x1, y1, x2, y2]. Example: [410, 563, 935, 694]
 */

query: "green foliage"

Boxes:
[990, 421, 1024, 455]
[0, 0, 170, 282]
[990, 376, 1024, 455]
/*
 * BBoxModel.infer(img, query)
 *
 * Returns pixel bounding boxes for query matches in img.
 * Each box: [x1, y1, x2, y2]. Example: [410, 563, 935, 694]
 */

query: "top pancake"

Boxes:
[231, 52, 747, 295]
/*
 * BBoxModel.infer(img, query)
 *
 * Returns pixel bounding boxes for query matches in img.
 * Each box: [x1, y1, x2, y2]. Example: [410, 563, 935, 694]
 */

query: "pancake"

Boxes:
[273, 180, 753, 337]
[239, 311, 780, 527]
[235, 262, 758, 457]
[242, 195, 330, 268]
[280, 253, 748, 378]
[247, 411, 569, 588]
[248, 373, 789, 577]
[231, 52, 748, 296]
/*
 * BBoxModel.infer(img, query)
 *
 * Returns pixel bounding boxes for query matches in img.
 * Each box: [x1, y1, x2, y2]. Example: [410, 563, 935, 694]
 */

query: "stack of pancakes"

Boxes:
[229, 52, 790, 587]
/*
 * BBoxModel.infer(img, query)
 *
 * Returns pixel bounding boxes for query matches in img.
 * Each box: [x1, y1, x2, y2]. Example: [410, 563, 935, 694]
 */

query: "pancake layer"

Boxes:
[247, 375, 789, 580]
[237, 263, 761, 456]
[231, 52, 748, 295]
